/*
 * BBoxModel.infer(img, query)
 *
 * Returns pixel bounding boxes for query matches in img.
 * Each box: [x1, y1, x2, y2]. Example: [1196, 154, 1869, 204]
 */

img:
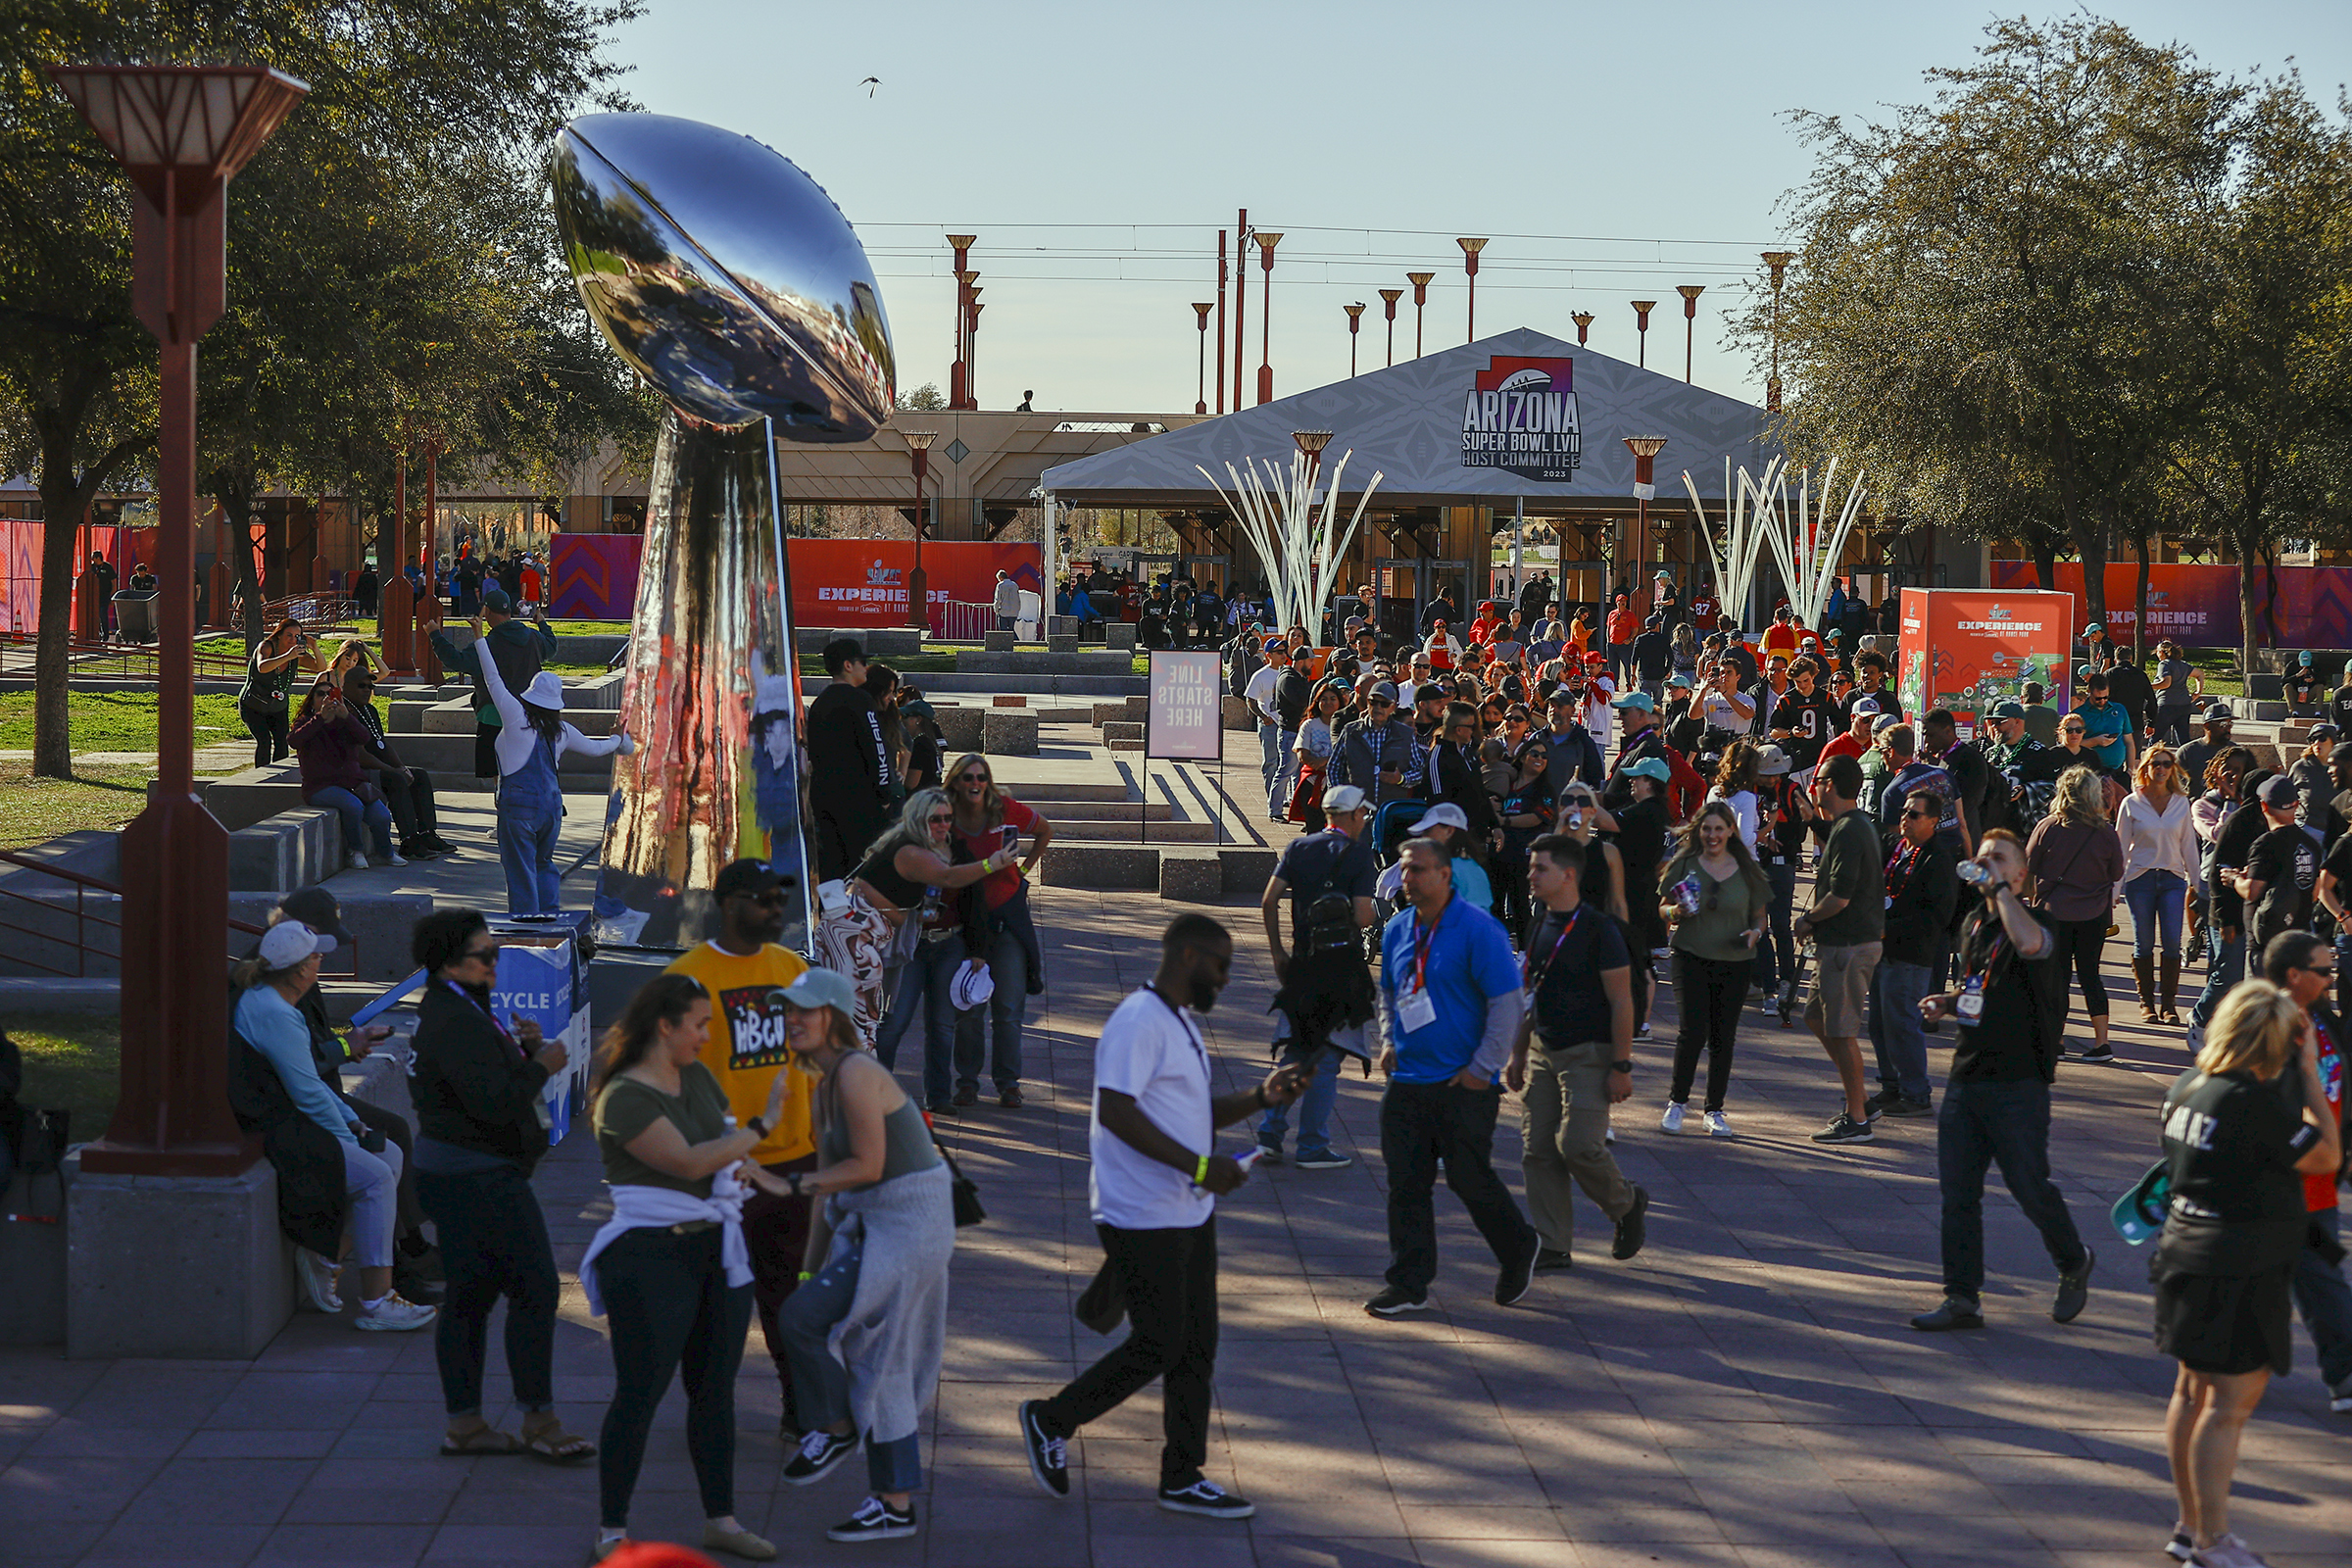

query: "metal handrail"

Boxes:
[0, 849, 334, 982]
[0, 630, 248, 682]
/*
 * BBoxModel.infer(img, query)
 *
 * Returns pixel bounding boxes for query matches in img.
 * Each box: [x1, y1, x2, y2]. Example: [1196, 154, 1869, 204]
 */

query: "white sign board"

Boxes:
[1147, 650, 1224, 760]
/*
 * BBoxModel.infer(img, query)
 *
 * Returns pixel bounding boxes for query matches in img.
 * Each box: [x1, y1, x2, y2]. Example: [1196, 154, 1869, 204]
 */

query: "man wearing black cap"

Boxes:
[665, 858, 821, 1433]
[808, 638, 896, 882]
[2177, 704, 2234, 808]
[426, 589, 556, 780]
[1328, 681, 1420, 812]
[1977, 700, 2043, 838]
[2234, 775, 2321, 959]
[1629, 615, 1672, 707]
[2192, 767, 2278, 1048]
[257, 888, 441, 1300]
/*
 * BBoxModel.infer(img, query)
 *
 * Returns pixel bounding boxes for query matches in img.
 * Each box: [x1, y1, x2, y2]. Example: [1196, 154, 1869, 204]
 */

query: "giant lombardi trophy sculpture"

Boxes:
[552, 114, 894, 951]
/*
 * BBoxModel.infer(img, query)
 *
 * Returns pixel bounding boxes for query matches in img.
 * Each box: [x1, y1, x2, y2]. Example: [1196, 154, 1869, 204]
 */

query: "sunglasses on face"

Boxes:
[731, 889, 788, 908]
[956, 772, 989, 785]
[926, 812, 954, 825]
[462, 944, 501, 964]
[1901, 808, 1934, 819]
[2063, 725, 2085, 735]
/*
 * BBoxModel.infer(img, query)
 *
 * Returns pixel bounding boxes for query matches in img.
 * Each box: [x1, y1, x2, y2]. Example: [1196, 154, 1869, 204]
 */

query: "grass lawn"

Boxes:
[0, 691, 251, 754]
[6, 1012, 120, 1144]
[0, 763, 157, 850]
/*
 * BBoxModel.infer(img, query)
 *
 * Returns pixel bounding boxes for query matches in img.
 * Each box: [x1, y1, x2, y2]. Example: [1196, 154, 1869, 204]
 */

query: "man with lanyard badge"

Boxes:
[2260, 932, 2352, 1413]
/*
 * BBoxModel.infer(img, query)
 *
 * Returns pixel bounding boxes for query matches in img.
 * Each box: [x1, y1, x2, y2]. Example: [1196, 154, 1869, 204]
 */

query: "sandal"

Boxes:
[520, 1414, 598, 1464]
[441, 1424, 523, 1456]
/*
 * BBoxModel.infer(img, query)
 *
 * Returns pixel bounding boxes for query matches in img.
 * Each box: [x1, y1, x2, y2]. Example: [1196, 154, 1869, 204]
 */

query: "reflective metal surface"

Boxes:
[591, 414, 812, 952]
[553, 113, 893, 437]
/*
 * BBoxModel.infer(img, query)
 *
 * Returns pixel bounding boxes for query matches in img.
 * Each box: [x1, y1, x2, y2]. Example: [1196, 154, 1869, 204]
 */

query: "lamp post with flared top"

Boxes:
[905, 430, 935, 629]
[1457, 237, 1488, 341]
[1761, 250, 1794, 413]
[1623, 435, 1668, 593]
[1380, 288, 1401, 366]
[947, 235, 976, 407]
[1254, 231, 1282, 404]
[1192, 302, 1213, 414]
[1572, 311, 1594, 346]
[1344, 303, 1364, 376]
[1677, 285, 1704, 383]
[47, 61, 306, 1175]
[1631, 301, 1657, 368]
[1407, 271, 1434, 358]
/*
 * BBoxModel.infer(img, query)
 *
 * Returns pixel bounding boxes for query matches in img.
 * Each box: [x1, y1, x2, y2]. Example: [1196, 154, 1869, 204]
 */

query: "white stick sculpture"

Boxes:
[1198, 448, 1385, 636]
[1683, 456, 1867, 633]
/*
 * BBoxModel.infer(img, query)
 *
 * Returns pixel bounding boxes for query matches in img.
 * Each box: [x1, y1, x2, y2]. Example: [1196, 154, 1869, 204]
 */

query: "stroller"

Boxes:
[1370, 797, 1430, 867]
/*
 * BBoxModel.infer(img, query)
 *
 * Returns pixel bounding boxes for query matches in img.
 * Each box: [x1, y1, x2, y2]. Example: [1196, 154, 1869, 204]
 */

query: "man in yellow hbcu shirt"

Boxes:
[664, 858, 815, 1435]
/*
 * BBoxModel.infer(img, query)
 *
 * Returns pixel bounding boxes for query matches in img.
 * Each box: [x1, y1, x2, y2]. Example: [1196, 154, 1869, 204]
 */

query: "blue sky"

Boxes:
[606, 1, 2350, 414]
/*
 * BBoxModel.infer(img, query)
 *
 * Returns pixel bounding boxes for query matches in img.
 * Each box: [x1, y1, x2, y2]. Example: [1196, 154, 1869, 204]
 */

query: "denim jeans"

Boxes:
[2191, 920, 2245, 1028]
[1868, 958, 1935, 1102]
[2124, 869, 2185, 960]
[1936, 1077, 2087, 1302]
[311, 784, 394, 859]
[2291, 1206, 2352, 1392]
[1255, 1011, 1348, 1158]
[954, 924, 1027, 1094]
[875, 936, 962, 1107]
[1259, 722, 1298, 818]
[1756, 860, 1797, 994]
[495, 805, 562, 914]
[778, 1228, 924, 1493]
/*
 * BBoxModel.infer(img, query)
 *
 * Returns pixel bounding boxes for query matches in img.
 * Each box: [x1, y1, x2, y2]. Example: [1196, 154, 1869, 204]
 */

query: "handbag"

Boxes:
[930, 1132, 986, 1228]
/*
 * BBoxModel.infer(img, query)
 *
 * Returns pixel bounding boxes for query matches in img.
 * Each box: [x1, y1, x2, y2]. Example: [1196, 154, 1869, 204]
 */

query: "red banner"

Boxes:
[1895, 588, 2076, 732]
[548, 534, 1044, 633]
[1987, 561, 2352, 649]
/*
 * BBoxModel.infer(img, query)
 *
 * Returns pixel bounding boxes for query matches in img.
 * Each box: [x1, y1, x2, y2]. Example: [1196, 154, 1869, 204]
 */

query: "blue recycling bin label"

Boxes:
[489, 936, 590, 1145]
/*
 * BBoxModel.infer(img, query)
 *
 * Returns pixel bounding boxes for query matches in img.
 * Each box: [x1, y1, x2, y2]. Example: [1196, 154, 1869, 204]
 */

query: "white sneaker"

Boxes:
[1704, 1110, 1733, 1137]
[2185, 1022, 2205, 1054]
[1604, 1125, 1616, 1145]
[386, 852, 408, 866]
[295, 1249, 342, 1313]
[354, 1293, 437, 1333]
[2329, 1381, 2352, 1413]
[1659, 1102, 1686, 1135]
[348, 853, 370, 870]
[2194, 1531, 2271, 1568]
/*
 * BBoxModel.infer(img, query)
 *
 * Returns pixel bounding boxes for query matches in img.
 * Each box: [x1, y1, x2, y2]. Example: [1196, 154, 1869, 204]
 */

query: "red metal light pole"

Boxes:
[1624, 435, 1667, 589]
[905, 430, 935, 628]
[1344, 302, 1365, 376]
[1192, 303, 1213, 413]
[1761, 250, 1793, 413]
[1572, 311, 1594, 346]
[1214, 230, 1228, 415]
[1254, 230, 1282, 404]
[946, 234, 975, 408]
[1407, 271, 1434, 358]
[419, 437, 443, 682]
[1232, 208, 1250, 412]
[967, 299, 984, 410]
[1631, 300, 1657, 368]
[1457, 237, 1488, 341]
[380, 443, 413, 671]
[48, 62, 305, 1176]
[1380, 288, 1401, 366]
[1677, 285, 1705, 382]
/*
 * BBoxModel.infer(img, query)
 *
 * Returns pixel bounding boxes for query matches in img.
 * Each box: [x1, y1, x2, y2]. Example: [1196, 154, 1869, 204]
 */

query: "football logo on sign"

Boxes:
[1460, 356, 1582, 483]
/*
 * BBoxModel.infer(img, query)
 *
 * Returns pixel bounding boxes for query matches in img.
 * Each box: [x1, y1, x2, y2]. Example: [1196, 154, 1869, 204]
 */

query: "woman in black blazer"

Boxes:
[408, 907, 594, 1461]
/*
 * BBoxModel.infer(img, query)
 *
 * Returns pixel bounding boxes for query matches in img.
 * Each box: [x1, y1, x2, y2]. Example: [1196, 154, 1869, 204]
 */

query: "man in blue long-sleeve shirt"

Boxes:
[1364, 838, 1541, 1318]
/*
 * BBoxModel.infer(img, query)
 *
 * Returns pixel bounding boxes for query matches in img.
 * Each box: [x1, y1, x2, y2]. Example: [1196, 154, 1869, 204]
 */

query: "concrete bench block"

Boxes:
[2248, 673, 2284, 701]
[1102, 721, 1144, 744]
[228, 807, 345, 893]
[956, 651, 1135, 676]
[983, 631, 1016, 652]
[1090, 702, 1128, 725]
[1104, 623, 1138, 651]
[991, 694, 1027, 708]
[228, 891, 434, 980]
[982, 710, 1040, 755]
[1041, 842, 1158, 889]
[1222, 694, 1255, 731]
[797, 626, 925, 657]
[1124, 694, 1151, 721]
[1219, 847, 1281, 894]
[936, 707, 985, 752]
[1106, 736, 1145, 752]
[68, 1153, 290, 1359]
[1158, 848, 1222, 902]
[1048, 615, 1078, 638]
[1047, 635, 1080, 655]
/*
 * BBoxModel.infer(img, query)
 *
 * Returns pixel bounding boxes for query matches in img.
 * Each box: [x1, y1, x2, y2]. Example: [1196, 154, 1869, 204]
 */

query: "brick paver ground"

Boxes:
[5, 874, 2350, 1567]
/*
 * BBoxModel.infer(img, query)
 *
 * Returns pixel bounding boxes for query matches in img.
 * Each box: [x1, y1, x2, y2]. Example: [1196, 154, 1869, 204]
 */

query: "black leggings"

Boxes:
[595, 1226, 754, 1528]
[2049, 912, 2111, 1017]
[414, 1164, 557, 1418]
[242, 703, 289, 766]
[1669, 951, 1751, 1110]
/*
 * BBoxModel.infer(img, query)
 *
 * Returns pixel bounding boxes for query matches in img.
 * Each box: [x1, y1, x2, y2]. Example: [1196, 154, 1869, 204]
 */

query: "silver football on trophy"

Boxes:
[552, 112, 894, 438]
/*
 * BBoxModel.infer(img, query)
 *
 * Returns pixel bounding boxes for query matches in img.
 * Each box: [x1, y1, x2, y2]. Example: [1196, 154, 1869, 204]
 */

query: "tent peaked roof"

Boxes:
[1039, 327, 1779, 509]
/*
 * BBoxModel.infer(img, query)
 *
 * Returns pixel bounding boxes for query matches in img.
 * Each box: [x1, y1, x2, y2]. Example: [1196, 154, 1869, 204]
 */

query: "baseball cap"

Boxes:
[1754, 744, 1791, 776]
[2311, 722, 2341, 740]
[1544, 687, 1577, 707]
[1417, 802, 1471, 832]
[1415, 683, 1448, 705]
[1623, 757, 1672, 782]
[257, 920, 337, 970]
[779, 966, 860, 1016]
[1610, 691, 1655, 711]
[1322, 784, 1368, 814]
[712, 859, 786, 903]
[1368, 681, 1400, 704]
[2205, 703, 2234, 722]
[481, 587, 513, 612]
[1872, 713, 1902, 735]
[2259, 774, 2298, 808]
[1264, 637, 1288, 652]
[1986, 699, 2027, 720]
[276, 886, 351, 948]
[1665, 673, 1692, 689]
[2301, 650, 2316, 664]
[1850, 697, 1883, 717]
[2082, 622, 2103, 636]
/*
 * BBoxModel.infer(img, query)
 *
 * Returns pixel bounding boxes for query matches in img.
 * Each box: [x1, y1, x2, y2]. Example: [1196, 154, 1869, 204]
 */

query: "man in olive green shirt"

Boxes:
[1795, 752, 1886, 1145]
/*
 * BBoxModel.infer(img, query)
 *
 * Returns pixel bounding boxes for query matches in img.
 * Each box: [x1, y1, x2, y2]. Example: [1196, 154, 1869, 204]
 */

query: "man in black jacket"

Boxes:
[1868, 789, 1958, 1119]
[1629, 615, 1672, 704]
[1429, 703, 1498, 843]
[806, 638, 895, 880]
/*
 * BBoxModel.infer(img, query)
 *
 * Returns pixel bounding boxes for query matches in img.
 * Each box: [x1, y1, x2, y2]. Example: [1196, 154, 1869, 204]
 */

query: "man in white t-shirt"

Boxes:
[1018, 914, 1305, 1522]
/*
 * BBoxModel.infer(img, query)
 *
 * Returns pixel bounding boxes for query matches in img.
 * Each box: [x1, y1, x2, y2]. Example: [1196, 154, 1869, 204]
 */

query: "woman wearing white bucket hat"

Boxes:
[468, 614, 635, 918]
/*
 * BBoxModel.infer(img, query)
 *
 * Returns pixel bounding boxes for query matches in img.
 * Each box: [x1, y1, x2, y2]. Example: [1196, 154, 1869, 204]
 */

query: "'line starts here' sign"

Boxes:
[1148, 650, 1224, 760]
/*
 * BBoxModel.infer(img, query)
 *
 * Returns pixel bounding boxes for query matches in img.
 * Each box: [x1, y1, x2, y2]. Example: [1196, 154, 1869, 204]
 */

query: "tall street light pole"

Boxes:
[1232, 208, 1250, 413]
[964, 290, 984, 409]
[1380, 287, 1401, 366]
[1677, 284, 1705, 383]
[1214, 231, 1228, 415]
[1457, 237, 1488, 341]
[1631, 300, 1657, 368]
[1254, 230, 1282, 404]
[1192, 303, 1213, 414]
[1761, 250, 1794, 413]
[1345, 302, 1365, 376]
[1572, 311, 1594, 346]
[1407, 271, 1434, 358]
[946, 234, 975, 408]
[1623, 435, 1668, 598]
[904, 430, 935, 630]
[48, 62, 305, 1176]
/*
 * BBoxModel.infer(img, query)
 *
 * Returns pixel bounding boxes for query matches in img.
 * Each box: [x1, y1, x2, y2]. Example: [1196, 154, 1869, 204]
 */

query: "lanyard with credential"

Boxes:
[1409, 916, 1441, 994]
[1522, 905, 1582, 991]
[447, 979, 523, 1062]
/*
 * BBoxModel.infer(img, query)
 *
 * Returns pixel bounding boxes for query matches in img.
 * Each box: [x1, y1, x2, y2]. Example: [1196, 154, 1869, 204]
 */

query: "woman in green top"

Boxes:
[238, 615, 324, 766]
[1656, 801, 1771, 1136]
[769, 967, 953, 1545]
[588, 974, 788, 1564]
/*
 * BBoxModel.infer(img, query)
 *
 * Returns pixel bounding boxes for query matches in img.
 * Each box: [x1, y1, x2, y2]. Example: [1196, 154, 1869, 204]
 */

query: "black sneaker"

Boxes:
[1534, 1248, 1575, 1273]
[1017, 1400, 1069, 1497]
[2069, 1043, 2118, 1065]
[1156, 1479, 1255, 1519]
[1363, 1285, 1430, 1317]
[826, 1495, 917, 1542]
[2053, 1247, 2095, 1324]
[1611, 1185, 1650, 1260]
[1882, 1095, 1935, 1118]
[1495, 1231, 1540, 1305]
[1909, 1297, 1985, 1332]
[1811, 1111, 1875, 1145]
[782, 1427, 858, 1486]
[1293, 1150, 1351, 1169]
[1862, 1087, 1901, 1120]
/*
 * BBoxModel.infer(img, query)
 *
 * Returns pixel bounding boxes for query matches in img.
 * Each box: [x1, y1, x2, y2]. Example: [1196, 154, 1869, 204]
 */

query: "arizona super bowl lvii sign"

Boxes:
[1460, 356, 1582, 483]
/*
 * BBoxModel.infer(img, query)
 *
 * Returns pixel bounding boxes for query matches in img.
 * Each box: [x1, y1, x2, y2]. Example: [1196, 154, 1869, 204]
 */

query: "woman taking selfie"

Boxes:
[772, 968, 955, 1543]
[238, 615, 323, 766]
[860, 789, 1018, 1111]
[582, 974, 788, 1563]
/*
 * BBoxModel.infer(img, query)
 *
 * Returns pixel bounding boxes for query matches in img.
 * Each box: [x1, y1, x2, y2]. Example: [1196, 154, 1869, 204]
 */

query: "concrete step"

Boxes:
[1021, 799, 1171, 820]
[956, 651, 1136, 677]
[815, 673, 1146, 698]
[1041, 841, 1276, 892]
[1049, 816, 1213, 842]
[378, 730, 617, 775]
